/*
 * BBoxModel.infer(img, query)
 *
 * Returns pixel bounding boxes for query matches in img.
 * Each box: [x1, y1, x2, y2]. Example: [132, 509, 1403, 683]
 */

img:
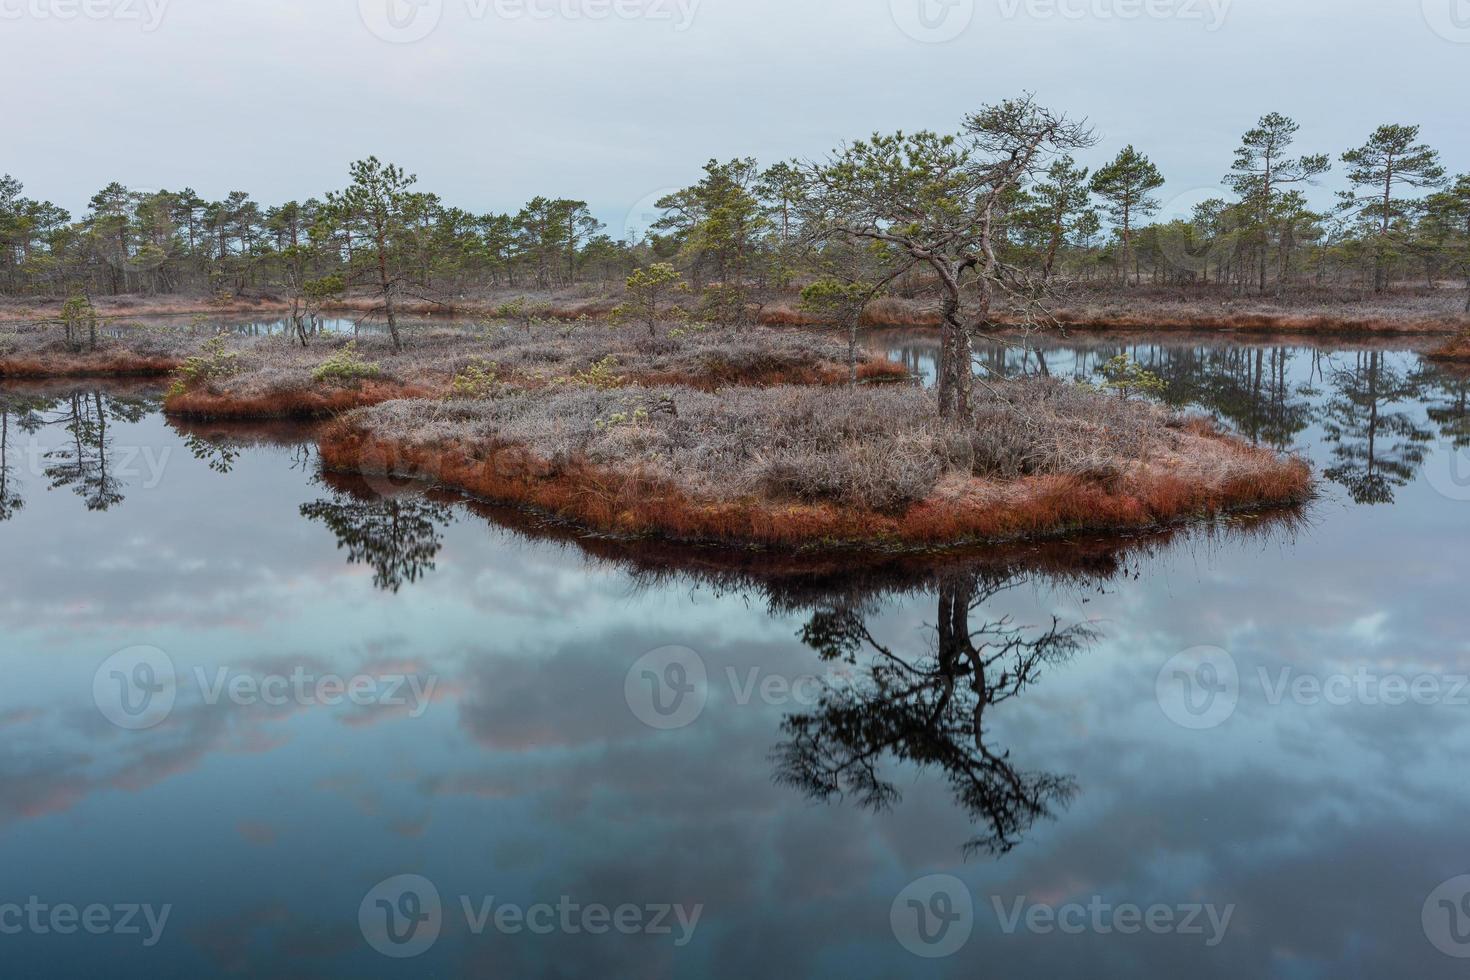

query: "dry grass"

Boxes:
[760, 285, 1470, 334]
[319, 380, 1312, 550]
[158, 321, 904, 419]
[1428, 332, 1470, 362]
[0, 321, 200, 377]
[9, 281, 1464, 335]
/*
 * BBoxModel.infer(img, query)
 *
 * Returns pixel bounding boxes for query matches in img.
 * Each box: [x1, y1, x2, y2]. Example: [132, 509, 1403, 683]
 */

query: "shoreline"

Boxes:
[316, 389, 1314, 554]
[322, 430, 1313, 556]
[3, 291, 1467, 337]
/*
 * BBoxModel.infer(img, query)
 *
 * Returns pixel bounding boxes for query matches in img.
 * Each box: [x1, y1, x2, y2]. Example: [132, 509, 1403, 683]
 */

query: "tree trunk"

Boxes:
[375, 228, 401, 353]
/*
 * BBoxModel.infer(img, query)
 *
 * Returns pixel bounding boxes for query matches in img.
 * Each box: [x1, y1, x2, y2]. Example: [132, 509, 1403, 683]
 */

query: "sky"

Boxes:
[2, 0, 1466, 234]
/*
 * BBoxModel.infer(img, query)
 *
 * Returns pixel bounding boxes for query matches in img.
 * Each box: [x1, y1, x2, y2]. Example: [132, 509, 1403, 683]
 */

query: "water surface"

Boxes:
[1, 335, 1468, 978]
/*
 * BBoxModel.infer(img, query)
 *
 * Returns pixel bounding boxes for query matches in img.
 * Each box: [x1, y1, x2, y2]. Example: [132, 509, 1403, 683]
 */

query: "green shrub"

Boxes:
[169, 335, 241, 396]
[1095, 355, 1167, 401]
[313, 341, 382, 386]
[554, 355, 624, 390]
[451, 358, 502, 399]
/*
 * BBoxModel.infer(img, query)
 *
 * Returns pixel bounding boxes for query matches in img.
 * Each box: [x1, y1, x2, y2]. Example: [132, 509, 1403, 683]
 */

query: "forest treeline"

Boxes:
[2, 106, 1468, 322]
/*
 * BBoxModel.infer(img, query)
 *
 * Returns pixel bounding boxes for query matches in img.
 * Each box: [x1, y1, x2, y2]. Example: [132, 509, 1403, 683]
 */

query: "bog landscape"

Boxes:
[5, 106, 1467, 549]
[4, 8, 1470, 976]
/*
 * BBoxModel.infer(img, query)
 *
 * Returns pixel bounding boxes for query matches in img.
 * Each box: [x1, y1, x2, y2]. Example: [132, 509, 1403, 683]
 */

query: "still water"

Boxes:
[1, 335, 1468, 978]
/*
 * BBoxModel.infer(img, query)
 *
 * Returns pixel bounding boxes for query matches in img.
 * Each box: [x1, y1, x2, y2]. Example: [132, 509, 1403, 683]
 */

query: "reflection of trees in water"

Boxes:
[1037, 341, 1317, 450]
[0, 394, 42, 521]
[0, 399, 34, 520]
[1418, 365, 1470, 451]
[1319, 351, 1433, 505]
[184, 433, 241, 474]
[300, 478, 455, 593]
[897, 335, 1323, 451]
[0, 388, 155, 516]
[772, 570, 1096, 857]
[45, 392, 151, 511]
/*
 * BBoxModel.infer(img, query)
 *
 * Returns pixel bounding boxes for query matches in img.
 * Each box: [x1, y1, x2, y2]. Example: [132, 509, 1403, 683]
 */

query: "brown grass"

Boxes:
[8, 282, 1464, 335]
[758, 297, 1470, 335]
[164, 379, 440, 419]
[151, 323, 906, 420]
[0, 353, 183, 378]
[317, 382, 1312, 552]
[1428, 333, 1470, 362]
[632, 355, 909, 389]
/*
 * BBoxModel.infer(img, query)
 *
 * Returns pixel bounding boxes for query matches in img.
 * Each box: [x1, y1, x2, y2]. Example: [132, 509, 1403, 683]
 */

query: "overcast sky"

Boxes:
[3, 0, 1465, 234]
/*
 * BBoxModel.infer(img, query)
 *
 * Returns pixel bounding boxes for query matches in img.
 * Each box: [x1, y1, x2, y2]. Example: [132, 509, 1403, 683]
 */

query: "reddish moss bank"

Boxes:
[164, 380, 440, 420]
[0, 353, 183, 378]
[316, 385, 1313, 552]
[1427, 333, 1470, 363]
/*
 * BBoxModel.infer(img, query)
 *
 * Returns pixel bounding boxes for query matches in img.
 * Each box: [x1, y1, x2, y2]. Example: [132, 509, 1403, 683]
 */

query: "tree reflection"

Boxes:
[44, 392, 145, 510]
[772, 571, 1096, 856]
[1419, 365, 1470, 451]
[300, 478, 455, 593]
[1319, 351, 1432, 504]
[0, 393, 45, 521]
[0, 388, 154, 513]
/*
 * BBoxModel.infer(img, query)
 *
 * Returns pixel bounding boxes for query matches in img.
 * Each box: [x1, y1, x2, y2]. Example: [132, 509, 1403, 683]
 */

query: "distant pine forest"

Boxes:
[2, 107, 1466, 314]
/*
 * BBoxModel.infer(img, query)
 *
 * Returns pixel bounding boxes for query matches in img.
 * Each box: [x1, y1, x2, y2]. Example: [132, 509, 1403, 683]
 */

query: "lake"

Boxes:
[2, 332, 1468, 977]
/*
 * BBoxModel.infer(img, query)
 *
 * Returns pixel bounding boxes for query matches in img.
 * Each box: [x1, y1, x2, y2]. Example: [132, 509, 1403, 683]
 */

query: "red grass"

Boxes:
[1428, 333, 1470, 362]
[159, 355, 908, 422]
[632, 356, 909, 390]
[0, 354, 182, 378]
[755, 300, 1469, 335]
[318, 422, 1311, 552]
[164, 381, 440, 420]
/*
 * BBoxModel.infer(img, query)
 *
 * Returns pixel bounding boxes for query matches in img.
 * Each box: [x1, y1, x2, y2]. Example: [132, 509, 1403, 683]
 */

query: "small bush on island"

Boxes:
[312, 342, 381, 386]
[169, 336, 241, 396]
[320, 379, 1313, 550]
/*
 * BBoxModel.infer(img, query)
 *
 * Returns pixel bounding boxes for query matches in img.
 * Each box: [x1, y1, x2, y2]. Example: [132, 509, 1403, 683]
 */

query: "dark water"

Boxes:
[2, 336, 1469, 978]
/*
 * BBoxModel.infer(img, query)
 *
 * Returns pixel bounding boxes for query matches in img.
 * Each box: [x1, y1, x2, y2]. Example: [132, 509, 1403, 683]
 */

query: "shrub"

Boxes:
[1095, 355, 1167, 400]
[169, 335, 241, 396]
[495, 297, 551, 332]
[554, 354, 625, 390]
[313, 342, 382, 386]
[451, 358, 502, 399]
[59, 295, 99, 352]
[619, 263, 689, 334]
